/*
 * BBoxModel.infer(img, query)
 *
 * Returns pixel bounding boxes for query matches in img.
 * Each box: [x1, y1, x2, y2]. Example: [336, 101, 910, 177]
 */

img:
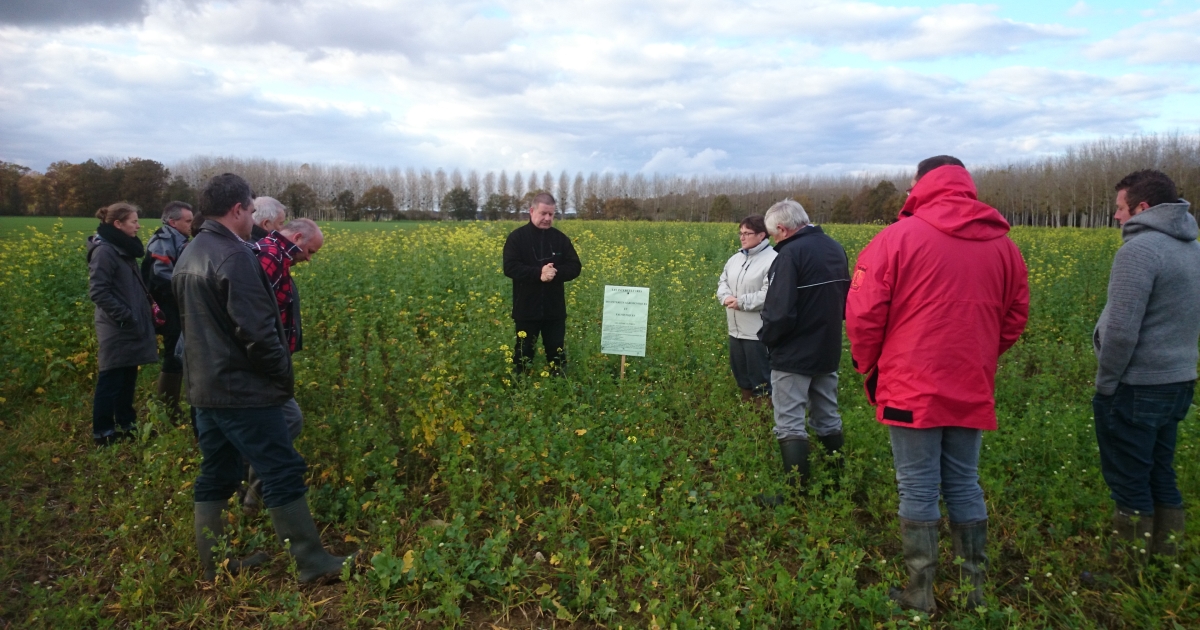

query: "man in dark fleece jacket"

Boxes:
[502, 192, 582, 375]
[1093, 169, 1200, 559]
[757, 198, 850, 499]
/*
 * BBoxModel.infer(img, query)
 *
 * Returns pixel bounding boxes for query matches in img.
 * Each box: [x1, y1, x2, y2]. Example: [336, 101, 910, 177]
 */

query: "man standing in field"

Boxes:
[251, 196, 288, 241]
[1093, 169, 1200, 558]
[846, 156, 1029, 613]
[757, 199, 850, 502]
[502, 192, 582, 376]
[242, 218, 324, 512]
[175, 173, 352, 583]
[143, 200, 193, 419]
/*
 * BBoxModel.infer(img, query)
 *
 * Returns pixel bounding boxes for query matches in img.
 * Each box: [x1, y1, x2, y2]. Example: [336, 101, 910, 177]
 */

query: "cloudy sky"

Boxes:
[1, 0, 1196, 175]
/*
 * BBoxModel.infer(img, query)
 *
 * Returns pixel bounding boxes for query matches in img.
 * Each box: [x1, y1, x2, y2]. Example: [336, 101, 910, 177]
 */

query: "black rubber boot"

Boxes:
[950, 519, 987, 609]
[755, 438, 810, 507]
[780, 438, 811, 486]
[1151, 505, 1185, 557]
[816, 431, 844, 454]
[268, 497, 357, 583]
[194, 500, 268, 581]
[889, 518, 939, 614]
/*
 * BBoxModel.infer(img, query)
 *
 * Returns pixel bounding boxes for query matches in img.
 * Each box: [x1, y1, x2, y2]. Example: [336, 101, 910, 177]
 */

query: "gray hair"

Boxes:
[252, 196, 287, 225]
[161, 201, 192, 222]
[280, 218, 321, 242]
[764, 198, 810, 234]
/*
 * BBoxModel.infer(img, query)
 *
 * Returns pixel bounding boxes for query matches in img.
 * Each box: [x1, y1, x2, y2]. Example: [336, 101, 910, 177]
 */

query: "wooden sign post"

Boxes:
[601, 285, 650, 378]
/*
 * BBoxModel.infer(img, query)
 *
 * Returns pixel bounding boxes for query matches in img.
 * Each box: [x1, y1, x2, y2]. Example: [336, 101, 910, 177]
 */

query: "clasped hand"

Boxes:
[541, 263, 557, 282]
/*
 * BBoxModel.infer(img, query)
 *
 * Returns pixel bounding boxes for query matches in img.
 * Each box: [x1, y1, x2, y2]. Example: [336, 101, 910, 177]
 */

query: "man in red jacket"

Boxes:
[846, 156, 1029, 613]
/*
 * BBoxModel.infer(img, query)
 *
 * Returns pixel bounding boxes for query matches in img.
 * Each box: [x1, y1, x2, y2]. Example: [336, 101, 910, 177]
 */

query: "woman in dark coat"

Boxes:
[87, 202, 159, 445]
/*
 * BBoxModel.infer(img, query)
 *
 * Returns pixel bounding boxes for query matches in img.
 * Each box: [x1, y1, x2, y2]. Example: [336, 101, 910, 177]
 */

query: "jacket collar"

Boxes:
[162, 223, 187, 241]
[266, 230, 301, 260]
[1122, 200, 1197, 243]
[742, 238, 772, 256]
[201, 218, 249, 244]
[773, 224, 822, 251]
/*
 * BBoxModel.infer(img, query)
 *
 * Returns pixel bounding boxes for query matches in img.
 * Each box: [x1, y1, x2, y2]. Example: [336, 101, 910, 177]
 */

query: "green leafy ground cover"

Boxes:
[0, 218, 1196, 628]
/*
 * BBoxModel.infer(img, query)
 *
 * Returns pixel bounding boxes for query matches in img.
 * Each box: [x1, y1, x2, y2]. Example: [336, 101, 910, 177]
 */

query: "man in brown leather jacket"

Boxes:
[174, 173, 353, 583]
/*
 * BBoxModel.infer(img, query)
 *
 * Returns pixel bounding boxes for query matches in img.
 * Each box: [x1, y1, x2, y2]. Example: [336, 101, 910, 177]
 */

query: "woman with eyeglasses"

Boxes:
[717, 215, 778, 404]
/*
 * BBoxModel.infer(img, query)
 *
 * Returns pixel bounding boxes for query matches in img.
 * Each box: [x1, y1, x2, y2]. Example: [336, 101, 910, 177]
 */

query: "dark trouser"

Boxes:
[728, 336, 771, 395]
[93, 366, 139, 439]
[514, 318, 566, 372]
[159, 304, 182, 374]
[1093, 381, 1194, 514]
[194, 406, 308, 509]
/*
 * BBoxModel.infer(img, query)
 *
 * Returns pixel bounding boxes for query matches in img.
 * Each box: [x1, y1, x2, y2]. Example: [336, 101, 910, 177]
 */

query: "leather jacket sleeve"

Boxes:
[219, 250, 292, 381]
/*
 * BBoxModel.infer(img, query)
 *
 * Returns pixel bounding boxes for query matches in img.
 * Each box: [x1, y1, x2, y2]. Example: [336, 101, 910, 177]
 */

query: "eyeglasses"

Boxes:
[738, 231, 759, 237]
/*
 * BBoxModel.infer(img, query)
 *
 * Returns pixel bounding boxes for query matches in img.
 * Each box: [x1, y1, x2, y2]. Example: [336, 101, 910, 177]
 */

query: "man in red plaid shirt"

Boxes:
[253, 218, 323, 353]
[244, 217, 324, 512]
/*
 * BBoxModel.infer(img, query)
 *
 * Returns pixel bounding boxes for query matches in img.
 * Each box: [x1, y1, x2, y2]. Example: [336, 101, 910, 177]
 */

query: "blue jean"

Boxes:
[771, 370, 841, 441]
[194, 406, 308, 509]
[1093, 381, 1194, 514]
[729, 337, 771, 394]
[93, 366, 139, 439]
[889, 426, 987, 523]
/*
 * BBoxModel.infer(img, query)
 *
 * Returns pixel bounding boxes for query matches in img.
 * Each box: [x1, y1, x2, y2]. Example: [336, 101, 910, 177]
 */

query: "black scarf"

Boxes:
[96, 222, 145, 258]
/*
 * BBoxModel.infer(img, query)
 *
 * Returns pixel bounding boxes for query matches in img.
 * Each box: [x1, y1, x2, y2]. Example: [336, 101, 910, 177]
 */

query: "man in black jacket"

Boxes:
[502, 192, 582, 376]
[143, 200, 193, 420]
[175, 173, 352, 583]
[758, 199, 850, 497]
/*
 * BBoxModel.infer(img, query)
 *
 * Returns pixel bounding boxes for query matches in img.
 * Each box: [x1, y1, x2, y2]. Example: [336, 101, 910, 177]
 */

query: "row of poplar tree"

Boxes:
[3, 134, 1197, 226]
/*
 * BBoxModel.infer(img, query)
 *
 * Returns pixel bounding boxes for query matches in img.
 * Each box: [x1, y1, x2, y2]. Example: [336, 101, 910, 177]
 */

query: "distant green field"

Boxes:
[0, 216, 435, 241]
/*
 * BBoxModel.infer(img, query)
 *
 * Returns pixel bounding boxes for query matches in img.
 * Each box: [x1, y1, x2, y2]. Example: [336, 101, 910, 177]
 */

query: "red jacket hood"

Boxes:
[898, 165, 1011, 241]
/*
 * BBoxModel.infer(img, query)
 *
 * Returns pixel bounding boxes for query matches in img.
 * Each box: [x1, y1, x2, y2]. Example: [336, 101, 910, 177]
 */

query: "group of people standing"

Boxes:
[86, 173, 350, 583]
[83, 162, 1197, 603]
[717, 157, 1198, 612]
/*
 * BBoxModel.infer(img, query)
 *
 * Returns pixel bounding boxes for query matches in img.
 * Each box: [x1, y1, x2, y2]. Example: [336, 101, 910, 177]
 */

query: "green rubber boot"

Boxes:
[268, 497, 357, 583]
[950, 519, 987, 609]
[194, 500, 268, 581]
[889, 518, 939, 614]
[1151, 505, 1185, 557]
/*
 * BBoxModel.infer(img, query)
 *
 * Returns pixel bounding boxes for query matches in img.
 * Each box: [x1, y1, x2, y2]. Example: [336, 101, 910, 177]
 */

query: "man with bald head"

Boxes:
[243, 218, 324, 512]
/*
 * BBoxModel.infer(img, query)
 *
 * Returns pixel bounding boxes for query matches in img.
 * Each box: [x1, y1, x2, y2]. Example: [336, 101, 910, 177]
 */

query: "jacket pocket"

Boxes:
[1129, 383, 1194, 427]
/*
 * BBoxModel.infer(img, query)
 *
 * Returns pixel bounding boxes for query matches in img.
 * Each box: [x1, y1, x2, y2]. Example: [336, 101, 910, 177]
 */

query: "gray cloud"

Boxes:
[0, 0, 146, 26]
[152, 0, 518, 59]
[0, 0, 1193, 175]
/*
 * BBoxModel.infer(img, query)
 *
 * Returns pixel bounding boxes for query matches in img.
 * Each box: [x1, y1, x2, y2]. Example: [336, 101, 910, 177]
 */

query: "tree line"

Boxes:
[3, 134, 1197, 226]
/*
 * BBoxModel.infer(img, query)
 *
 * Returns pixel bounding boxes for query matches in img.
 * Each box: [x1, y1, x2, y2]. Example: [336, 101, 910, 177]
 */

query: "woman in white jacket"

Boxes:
[717, 215, 778, 402]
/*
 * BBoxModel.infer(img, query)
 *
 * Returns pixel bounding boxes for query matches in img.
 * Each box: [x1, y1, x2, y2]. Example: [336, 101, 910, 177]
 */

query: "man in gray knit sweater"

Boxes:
[1093, 169, 1200, 558]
